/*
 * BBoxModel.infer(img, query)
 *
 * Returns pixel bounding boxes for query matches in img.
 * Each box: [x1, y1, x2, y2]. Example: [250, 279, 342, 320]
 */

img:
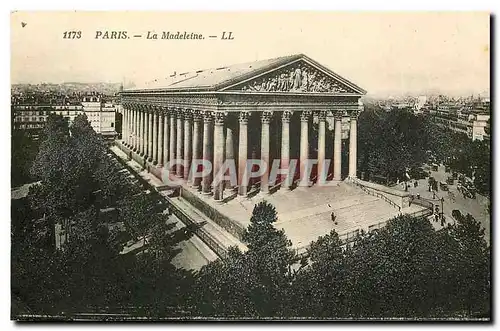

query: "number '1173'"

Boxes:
[63, 31, 82, 39]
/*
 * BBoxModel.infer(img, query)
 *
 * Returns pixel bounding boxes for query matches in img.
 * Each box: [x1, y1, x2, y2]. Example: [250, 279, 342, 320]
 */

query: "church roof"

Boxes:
[125, 54, 366, 95]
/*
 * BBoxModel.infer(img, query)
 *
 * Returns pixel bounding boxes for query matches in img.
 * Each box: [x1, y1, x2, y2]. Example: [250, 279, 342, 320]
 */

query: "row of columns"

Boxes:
[121, 104, 359, 202]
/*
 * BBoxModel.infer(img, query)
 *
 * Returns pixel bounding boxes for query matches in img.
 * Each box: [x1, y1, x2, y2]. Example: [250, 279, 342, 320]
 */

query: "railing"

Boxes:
[110, 145, 229, 260]
[349, 178, 401, 211]
[407, 208, 434, 219]
[367, 220, 389, 232]
[165, 196, 229, 260]
[410, 196, 435, 209]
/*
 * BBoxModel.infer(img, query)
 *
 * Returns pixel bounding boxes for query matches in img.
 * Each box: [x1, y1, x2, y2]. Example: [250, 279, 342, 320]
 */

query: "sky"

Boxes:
[10, 11, 490, 97]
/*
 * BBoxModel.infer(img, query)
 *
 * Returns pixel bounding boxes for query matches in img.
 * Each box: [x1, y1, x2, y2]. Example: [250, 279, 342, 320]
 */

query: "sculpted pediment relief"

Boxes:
[226, 61, 358, 94]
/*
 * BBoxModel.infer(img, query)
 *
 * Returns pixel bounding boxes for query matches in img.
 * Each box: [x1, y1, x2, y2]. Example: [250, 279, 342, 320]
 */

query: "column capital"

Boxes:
[238, 111, 251, 124]
[183, 110, 193, 121]
[349, 110, 359, 119]
[175, 108, 185, 120]
[213, 111, 227, 125]
[333, 110, 344, 119]
[159, 106, 169, 116]
[261, 110, 273, 124]
[153, 105, 162, 114]
[317, 110, 327, 121]
[300, 110, 312, 122]
[192, 110, 203, 122]
[282, 110, 293, 123]
[203, 110, 213, 123]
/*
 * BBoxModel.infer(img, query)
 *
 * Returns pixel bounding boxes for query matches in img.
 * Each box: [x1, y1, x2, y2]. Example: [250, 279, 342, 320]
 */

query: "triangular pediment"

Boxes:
[220, 56, 365, 95]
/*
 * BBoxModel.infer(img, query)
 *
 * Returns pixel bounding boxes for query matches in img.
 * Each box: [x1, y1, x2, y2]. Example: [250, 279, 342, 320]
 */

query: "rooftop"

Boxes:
[125, 54, 366, 94]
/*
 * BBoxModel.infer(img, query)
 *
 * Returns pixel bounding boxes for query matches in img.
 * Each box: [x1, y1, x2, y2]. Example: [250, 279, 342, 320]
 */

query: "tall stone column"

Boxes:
[133, 108, 139, 152]
[225, 125, 235, 191]
[169, 110, 176, 173]
[349, 111, 358, 178]
[317, 111, 327, 183]
[281, 111, 292, 188]
[299, 111, 311, 184]
[158, 109, 164, 166]
[162, 109, 169, 167]
[126, 108, 130, 146]
[183, 112, 192, 179]
[152, 109, 159, 164]
[213, 112, 226, 201]
[130, 108, 135, 150]
[202, 111, 213, 194]
[176, 111, 184, 177]
[260, 111, 273, 194]
[143, 109, 147, 157]
[140, 108, 146, 156]
[130, 109, 134, 147]
[333, 111, 343, 180]
[238, 111, 250, 196]
[147, 109, 153, 162]
[145, 109, 149, 157]
[191, 111, 202, 188]
[122, 107, 128, 145]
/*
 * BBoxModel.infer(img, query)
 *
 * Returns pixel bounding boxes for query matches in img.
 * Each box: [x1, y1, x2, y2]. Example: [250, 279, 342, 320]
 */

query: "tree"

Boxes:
[195, 201, 298, 317]
[290, 230, 346, 317]
[447, 213, 490, 315]
[357, 109, 430, 182]
[11, 129, 40, 187]
[120, 193, 166, 246]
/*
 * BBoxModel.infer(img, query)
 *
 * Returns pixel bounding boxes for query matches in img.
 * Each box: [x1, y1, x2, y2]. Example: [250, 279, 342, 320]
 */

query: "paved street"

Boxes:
[394, 165, 490, 244]
[111, 146, 219, 270]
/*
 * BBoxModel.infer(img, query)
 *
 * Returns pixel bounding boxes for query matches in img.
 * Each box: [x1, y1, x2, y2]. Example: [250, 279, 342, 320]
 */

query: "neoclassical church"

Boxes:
[119, 54, 365, 199]
[117, 54, 427, 256]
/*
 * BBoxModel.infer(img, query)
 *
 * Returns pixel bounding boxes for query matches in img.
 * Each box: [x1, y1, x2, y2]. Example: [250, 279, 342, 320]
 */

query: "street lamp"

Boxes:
[440, 196, 445, 220]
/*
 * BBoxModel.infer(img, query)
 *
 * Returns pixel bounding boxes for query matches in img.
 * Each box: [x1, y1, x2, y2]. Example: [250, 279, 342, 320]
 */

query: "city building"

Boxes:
[12, 104, 84, 135]
[82, 94, 118, 139]
[12, 92, 118, 139]
[471, 114, 490, 141]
